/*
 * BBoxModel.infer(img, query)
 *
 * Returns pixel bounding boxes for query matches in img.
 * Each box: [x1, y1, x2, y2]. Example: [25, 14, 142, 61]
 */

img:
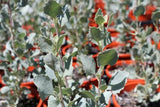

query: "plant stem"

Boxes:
[7, 1, 15, 50]
[58, 79, 65, 107]
[95, 66, 104, 107]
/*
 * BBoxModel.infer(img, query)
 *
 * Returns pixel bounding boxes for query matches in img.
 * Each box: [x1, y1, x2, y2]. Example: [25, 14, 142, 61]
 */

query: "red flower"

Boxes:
[107, 28, 120, 38]
[20, 82, 47, 107]
[156, 85, 160, 92]
[72, 57, 79, 68]
[90, 78, 98, 87]
[105, 60, 135, 78]
[106, 94, 120, 107]
[121, 79, 145, 93]
[61, 44, 72, 56]
[157, 41, 160, 50]
[103, 41, 125, 51]
[27, 66, 35, 72]
[89, 0, 106, 27]
[22, 25, 34, 31]
[0, 76, 5, 90]
[79, 80, 92, 90]
[128, 5, 156, 22]
[79, 78, 99, 90]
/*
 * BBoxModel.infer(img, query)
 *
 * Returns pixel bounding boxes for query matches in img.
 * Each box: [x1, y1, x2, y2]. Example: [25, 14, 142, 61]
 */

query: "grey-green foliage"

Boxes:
[34, 75, 54, 100]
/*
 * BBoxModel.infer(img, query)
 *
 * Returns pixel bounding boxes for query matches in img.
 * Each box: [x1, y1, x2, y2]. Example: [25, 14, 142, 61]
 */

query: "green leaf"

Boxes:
[57, 35, 65, 51]
[95, 15, 105, 25]
[44, 64, 58, 81]
[16, 48, 24, 56]
[33, 75, 54, 100]
[68, 101, 76, 107]
[19, 0, 28, 7]
[152, 11, 160, 22]
[150, 93, 160, 102]
[44, 0, 63, 18]
[108, 71, 129, 94]
[48, 95, 60, 107]
[95, 8, 103, 16]
[134, 5, 145, 16]
[145, 27, 152, 36]
[59, 13, 68, 27]
[63, 56, 73, 77]
[110, 78, 126, 91]
[0, 86, 10, 94]
[79, 54, 96, 75]
[27, 33, 36, 45]
[65, 56, 72, 70]
[99, 85, 107, 91]
[97, 49, 118, 66]
[38, 36, 53, 53]
[151, 33, 160, 44]
[44, 53, 62, 73]
[58, 5, 70, 26]
[103, 90, 112, 104]
[18, 33, 26, 40]
[90, 27, 103, 42]
[104, 32, 112, 46]
[79, 91, 95, 101]
[107, 13, 114, 27]
[62, 88, 72, 95]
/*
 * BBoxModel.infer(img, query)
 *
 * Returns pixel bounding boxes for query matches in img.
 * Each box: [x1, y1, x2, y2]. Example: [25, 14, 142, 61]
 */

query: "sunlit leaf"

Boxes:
[79, 54, 96, 75]
[103, 90, 112, 104]
[108, 71, 129, 94]
[44, 53, 62, 73]
[34, 75, 54, 100]
[48, 95, 61, 107]
[63, 55, 73, 77]
[0, 86, 10, 94]
[45, 64, 57, 81]
[38, 36, 53, 53]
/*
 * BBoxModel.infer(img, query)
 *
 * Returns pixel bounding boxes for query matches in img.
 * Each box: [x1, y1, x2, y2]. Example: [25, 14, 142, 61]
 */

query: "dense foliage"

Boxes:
[0, 0, 160, 107]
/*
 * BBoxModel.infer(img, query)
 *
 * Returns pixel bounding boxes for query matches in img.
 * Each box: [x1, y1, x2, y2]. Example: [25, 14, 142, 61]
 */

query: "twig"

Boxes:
[7, 1, 15, 50]
[58, 79, 65, 107]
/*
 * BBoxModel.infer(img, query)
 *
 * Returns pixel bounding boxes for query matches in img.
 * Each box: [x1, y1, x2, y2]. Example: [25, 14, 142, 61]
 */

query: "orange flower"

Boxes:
[156, 85, 160, 92]
[27, 66, 35, 72]
[107, 28, 120, 38]
[128, 5, 156, 22]
[0, 76, 5, 90]
[79, 80, 92, 90]
[22, 25, 34, 31]
[20, 82, 39, 98]
[106, 95, 120, 107]
[103, 41, 125, 51]
[20, 82, 47, 107]
[120, 79, 145, 93]
[89, 0, 106, 27]
[79, 77, 99, 90]
[61, 44, 72, 56]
